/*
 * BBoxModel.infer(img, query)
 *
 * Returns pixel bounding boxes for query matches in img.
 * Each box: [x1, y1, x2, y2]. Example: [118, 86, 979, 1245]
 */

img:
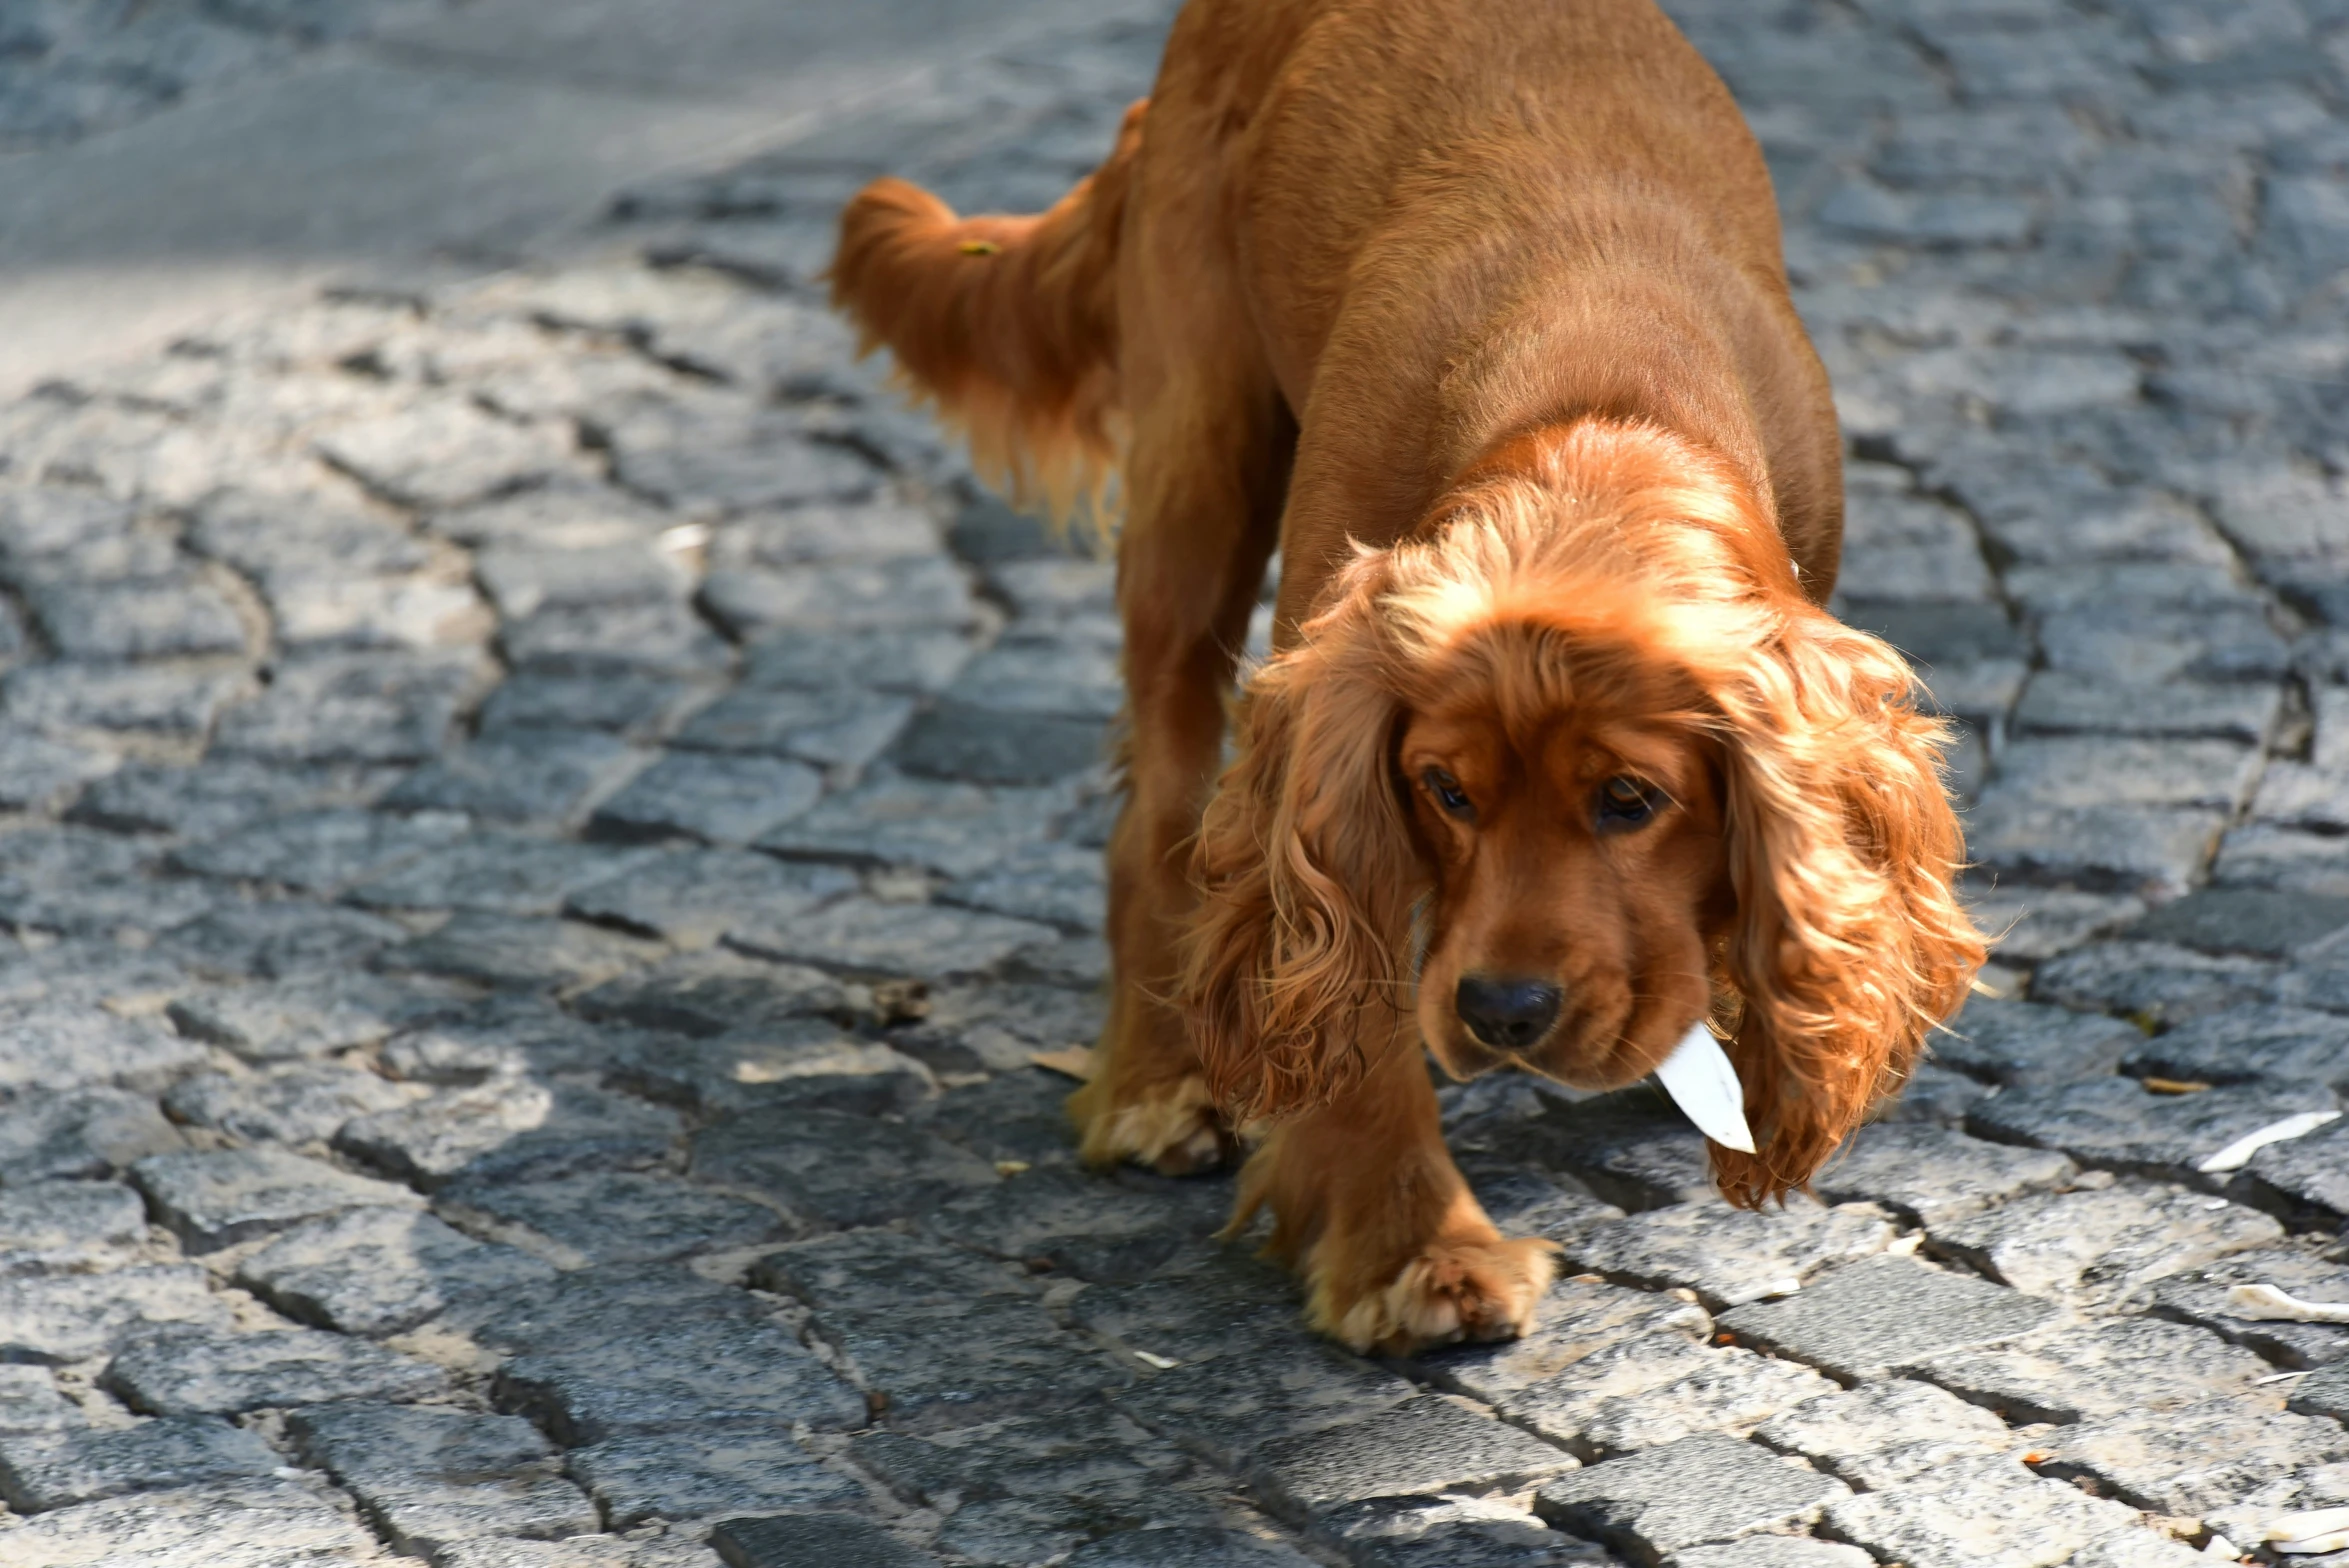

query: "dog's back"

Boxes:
[833, 0, 1838, 598]
[1166, 0, 1839, 599]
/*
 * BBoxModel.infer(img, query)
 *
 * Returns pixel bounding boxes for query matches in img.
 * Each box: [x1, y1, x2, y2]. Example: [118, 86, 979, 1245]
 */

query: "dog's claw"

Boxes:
[1317, 1235, 1558, 1355]
[1075, 1072, 1230, 1175]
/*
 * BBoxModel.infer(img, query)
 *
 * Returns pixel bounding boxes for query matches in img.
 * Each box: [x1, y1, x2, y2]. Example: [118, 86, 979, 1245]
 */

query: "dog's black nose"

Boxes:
[1455, 975, 1562, 1050]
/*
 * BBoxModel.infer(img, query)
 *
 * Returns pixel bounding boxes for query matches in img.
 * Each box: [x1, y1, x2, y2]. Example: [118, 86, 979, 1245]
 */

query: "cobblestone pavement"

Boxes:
[2, 0, 2349, 1564]
[0, 0, 469, 150]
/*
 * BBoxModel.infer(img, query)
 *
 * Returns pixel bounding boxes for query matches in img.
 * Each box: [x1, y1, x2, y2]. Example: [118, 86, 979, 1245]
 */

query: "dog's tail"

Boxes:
[829, 99, 1143, 527]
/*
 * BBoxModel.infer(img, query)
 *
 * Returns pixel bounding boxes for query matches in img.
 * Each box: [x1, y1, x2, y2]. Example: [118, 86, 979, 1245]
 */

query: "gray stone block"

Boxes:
[2289, 1360, 2349, 1423]
[690, 1105, 996, 1228]
[1563, 1199, 1894, 1310]
[1962, 800, 2225, 898]
[438, 1170, 788, 1269]
[132, 1147, 422, 1252]
[944, 840, 1106, 932]
[104, 1327, 449, 1415]
[700, 556, 975, 641]
[495, 1314, 866, 1445]
[167, 971, 441, 1063]
[0, 1265, 230, 1363]
[2033, 1397, 2349, 1515]
[758, 774, 1074, 877]
[893, 701, 1107, 786]
[1248, 1394, 1577, 1519]
[0, 1002, 209, 1097]
[1413, 1276, 1710, 1408]
[751, 1227, 1035, 1313]
[2238, 1111, 2349, 1228]
[0, 1087, 184, 1184]
[161, 1062, 423, 1145]
[570, 948, 850, 1038]
[460, 1262, 769, 1356]
[1914, 1317, 2271, 1424]
[1527, 1090, 1717, 1209]
[1319, 1495, 1623, 1568]
[4, 661, 251, 738]
[1811, 1122, 2075, 1227]
[2124, 887, 2349, 958]
[26, 578, 248, 660]
[727, 893, 1055, 979]
[286, 1401, 596, 1558]
[1663, 1542, 1871, 1568]
[165, 899, 412, 979]
[335, 1078, 678, 1190]
[945, 634, 1124, 720]
[564, 848, 857, 948]
[2146, 1245, 2349, 1368]
[2123, 1003, 2349, 1091]
[477, 670, 716, 739]
[1569, 1346, 1839, 1460]
[673, 684, 915, 773]
[0, 1417, 279, 1513]
[381, 732, 650, 825]
[745, 625, 974, 695]
[213, 651, 479, 764]
[0, 1182, 147, 1274]
[1718, 1255, 2059, 1382]
[473, 540, 688, 618]
[1934, 998, 2141, 1088]
[1533, 1434, 1848, 1561]
[0, 1478, 385, 1567]
[569, 1428, 861, 1527]
[1064, 1528, 1319, 1568]
[348, 832, 651, 916]
[1927, 1182, 2282, 1300]
[710, 1513, 940, 1568]
[587, 750, 823, 846]
[376, 999, 644, 1082]
[506, 598, 736, 679]
[2057, 1533, 2209, 1568]
[1751, 1379, 2015, 1492]
[606, 1024, 933, 1118]
[1112, 1348, 1415, 1471]
[2215, 822, 2349, 898]
[920, 1165, 1227, 1285]
[1962, 886, 2144, 965]
[1818, 1456, 2141, 1568]
[318, 396, 576, 509]
[377, 911, 657, 989]
[0, 1366, 82, 1435]
[2029, 940, 2278, 1025]
[1965, 1074, 2340, 1184]
[234, 1205, 556, 1336]
[810, 1294, 1130, 1432]
[1982, 736, 2261, 812]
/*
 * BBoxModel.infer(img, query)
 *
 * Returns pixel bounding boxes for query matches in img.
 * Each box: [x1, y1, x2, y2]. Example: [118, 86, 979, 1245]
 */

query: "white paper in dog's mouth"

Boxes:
[1654, 1022, 1757, 1154]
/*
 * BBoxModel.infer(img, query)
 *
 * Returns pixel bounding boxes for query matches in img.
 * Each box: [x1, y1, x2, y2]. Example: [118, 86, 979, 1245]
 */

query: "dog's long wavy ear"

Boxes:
[1179, 552, 1427, 1123]
[1708, 605, 1986, 1206]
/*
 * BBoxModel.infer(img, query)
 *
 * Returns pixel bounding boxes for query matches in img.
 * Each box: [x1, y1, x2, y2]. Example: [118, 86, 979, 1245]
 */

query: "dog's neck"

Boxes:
[1431, 258, 1788, 540]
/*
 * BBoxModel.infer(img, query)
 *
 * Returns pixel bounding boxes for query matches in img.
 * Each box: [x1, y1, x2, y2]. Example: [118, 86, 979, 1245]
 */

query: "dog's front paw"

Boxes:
[1072, 1072, 1230, 1175]
[1314, 1234, 1558, 1355]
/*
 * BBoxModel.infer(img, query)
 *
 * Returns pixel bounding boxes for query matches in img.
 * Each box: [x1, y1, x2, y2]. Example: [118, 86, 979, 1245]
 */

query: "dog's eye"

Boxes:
[1597, 776, 1660, 831]
[1422, 768, 1474, 819]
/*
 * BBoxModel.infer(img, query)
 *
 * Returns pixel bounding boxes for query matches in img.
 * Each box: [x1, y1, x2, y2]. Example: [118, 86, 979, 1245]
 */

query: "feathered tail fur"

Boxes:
[827, 100, 1144, 525]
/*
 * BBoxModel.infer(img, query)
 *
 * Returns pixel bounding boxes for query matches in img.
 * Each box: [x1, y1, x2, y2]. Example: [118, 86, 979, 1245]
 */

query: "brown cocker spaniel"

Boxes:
[831, 0, 1985, 1353]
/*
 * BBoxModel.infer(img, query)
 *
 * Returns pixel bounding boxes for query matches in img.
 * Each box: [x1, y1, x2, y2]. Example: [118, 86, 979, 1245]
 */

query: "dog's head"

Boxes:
[1179, 422, 1984, 1203]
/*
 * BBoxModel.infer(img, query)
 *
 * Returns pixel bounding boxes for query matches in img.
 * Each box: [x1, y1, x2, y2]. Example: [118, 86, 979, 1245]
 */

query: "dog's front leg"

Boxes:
[1231, 1034, 1557, 1354]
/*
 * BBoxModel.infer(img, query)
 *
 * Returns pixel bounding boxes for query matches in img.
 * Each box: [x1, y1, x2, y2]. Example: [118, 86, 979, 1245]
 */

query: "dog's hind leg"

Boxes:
[1068, 181, 1292, 1175]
